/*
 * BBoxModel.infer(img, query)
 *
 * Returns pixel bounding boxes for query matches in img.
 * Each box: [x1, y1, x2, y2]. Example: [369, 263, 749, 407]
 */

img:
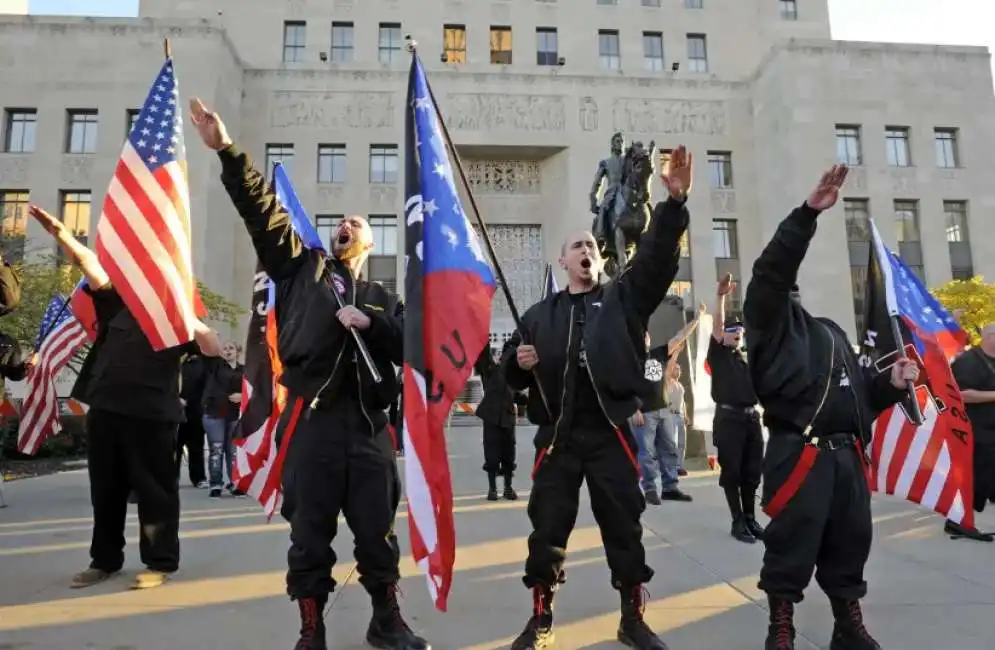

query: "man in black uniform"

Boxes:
[190, 98, 428, 650]
[504, 145, 694, 650]
[475, 342, 523, 501]
[177, 353, 208, 488]
[743, 165, 919, 650]
[27, 205, 222, 591]
[708, 273, 764, 544]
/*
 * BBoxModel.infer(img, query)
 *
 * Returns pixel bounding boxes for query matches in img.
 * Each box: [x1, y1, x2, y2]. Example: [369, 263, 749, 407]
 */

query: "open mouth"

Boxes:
[580, 258, 592, 269]
[337, 232, 350, 245]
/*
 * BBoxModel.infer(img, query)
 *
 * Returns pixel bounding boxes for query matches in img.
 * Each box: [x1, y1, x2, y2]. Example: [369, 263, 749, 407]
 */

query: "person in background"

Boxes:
[663, 349, 689, 485]
[0, 252, 21, 316]
[177, 353, 208, 488]
[475, 341, 522, 501]
[202, 341, 244, 498]
[0, 256, 31, 388]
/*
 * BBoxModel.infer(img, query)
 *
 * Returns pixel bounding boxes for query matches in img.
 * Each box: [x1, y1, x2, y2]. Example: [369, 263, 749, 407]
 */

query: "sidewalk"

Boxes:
[1, 425, 994, 649]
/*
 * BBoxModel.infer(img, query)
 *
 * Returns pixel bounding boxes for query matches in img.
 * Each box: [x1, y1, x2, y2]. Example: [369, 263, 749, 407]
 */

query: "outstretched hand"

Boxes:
[717, 272, 735, 296]
[661, 145, 692, 199]
[188, 97, 232, 151]
[806, 164, 848, 211]
[27, 205, 66, 238]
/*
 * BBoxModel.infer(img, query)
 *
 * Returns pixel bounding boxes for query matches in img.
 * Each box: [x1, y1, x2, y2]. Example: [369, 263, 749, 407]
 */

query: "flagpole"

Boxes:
[406, 37, 552, 418]
[889, 315, 925, 426]
[35, 297, 71, 352]
[163, 37, 171, 59]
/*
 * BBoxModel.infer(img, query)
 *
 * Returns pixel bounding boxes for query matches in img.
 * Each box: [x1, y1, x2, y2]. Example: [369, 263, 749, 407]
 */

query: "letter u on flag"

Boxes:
[403, 51, 497, 611]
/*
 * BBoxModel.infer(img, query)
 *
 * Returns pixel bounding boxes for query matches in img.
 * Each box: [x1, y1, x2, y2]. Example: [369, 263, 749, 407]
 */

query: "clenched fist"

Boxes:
[890, 357, 920, 390]
[516, 344, 539, 371]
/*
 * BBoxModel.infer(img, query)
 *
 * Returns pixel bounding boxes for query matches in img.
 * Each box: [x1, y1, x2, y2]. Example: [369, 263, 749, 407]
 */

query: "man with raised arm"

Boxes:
[189, 99, 427, 650]
[26, 205, 221, 591]
[743, 165, 919, 650]
[503, 146, 693, 650]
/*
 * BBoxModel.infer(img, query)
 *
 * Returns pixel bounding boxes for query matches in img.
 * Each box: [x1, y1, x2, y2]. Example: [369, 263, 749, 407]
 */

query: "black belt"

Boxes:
[811, 432, 858, 451]
[717, 404, 757, 415]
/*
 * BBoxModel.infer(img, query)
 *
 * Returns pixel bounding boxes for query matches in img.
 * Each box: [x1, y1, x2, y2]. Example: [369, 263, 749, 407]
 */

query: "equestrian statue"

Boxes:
[589, 132, 657, 279]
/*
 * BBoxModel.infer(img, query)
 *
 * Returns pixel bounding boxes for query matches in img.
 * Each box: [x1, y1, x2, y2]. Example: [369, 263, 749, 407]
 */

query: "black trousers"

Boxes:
[759, 434, 872, 603]
[972, 440, 995, 512]
[713, 408, 764, 490]
[86, 408, 181, 574]
[482, 422, 516, 474]
[175, 414, 206, 485]
[525, 425, 653, 590]
[281, 404, 401, 600]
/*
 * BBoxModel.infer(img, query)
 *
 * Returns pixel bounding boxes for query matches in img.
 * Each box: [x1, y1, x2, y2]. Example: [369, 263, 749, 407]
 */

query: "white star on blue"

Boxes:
[884, 248, 962, 356]
[35, 296, 71, 349]
[408, 59, 495, 285]
[128, 60, 184, 170]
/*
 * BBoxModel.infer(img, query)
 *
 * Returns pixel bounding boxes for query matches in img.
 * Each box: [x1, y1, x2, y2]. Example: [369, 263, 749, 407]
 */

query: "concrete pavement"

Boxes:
[1, 425, 995, 649]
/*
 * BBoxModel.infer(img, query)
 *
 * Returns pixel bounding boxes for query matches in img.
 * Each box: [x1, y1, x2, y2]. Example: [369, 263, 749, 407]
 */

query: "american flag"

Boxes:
[17, 295, 88, 455]
[94, 57, 197, 352]
[862, 220, 974, 528]
[404, 53, 496, 611]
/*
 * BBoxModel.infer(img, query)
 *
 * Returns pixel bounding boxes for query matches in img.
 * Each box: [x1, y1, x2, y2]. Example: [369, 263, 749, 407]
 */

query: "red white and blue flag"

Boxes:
[862, 220, 974, 528]
[542, 263, 559, 300]
[94, 57, 198, 351]
[404, 54, 497, 611]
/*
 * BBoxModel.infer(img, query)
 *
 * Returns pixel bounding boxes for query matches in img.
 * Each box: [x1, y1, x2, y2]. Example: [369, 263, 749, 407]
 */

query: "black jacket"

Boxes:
[744, 203, 906, 440]
[180, 355, 207, 419]
[218, 145, 402, 433]
[0, 262, 21, 317]
[502, 196, 690, 446]
[202, 358, 244, 420]
[475, 343, 521, 429]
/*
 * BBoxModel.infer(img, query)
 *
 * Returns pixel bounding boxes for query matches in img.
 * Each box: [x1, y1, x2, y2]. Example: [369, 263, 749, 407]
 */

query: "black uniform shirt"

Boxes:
[809, 327, 863, 436]
[707, 337, 757, 407]
[953, 348, 995, 443]
[570, 291, 610, 429]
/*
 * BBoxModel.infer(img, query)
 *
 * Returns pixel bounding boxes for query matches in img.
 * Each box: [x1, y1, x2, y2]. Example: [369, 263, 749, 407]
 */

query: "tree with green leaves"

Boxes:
[932, 276, 995, 346]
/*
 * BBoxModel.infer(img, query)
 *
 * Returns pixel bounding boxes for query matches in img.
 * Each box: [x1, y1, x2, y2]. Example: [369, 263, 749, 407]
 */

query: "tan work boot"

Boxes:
[70, 567, 117, 589]
[131, 570, 170, 590]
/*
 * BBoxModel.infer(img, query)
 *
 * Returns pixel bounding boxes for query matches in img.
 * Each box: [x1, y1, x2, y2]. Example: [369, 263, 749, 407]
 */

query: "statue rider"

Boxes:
[589, 131, 626, 250]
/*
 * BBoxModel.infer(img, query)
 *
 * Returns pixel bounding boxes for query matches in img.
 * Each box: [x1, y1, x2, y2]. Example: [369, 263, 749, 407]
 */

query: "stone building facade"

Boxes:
[1, 0, 993, 342]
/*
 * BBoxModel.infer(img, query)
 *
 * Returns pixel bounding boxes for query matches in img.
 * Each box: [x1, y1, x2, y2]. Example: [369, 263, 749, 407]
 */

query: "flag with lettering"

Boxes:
[94, 57, 198, 351]
[861, 220, 974, 528]
[403, 53, 496, 611]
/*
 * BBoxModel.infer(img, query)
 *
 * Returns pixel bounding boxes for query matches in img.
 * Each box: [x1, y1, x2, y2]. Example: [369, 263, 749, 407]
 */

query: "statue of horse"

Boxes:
[600, 140, 656, 279]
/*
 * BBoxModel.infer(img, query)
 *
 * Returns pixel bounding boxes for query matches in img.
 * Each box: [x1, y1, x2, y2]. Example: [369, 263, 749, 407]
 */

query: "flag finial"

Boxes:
[163, 37, 172, 59]
[404, 34, 417, 54]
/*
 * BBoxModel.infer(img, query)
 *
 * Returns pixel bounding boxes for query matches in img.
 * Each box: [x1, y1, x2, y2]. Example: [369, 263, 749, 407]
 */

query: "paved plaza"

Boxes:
[2, 425, 995, 649]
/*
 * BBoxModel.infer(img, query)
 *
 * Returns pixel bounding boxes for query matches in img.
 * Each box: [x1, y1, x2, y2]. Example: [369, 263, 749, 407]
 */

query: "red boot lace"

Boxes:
[631, 585, 650, 618]
[297, 599, 320, 646]
[773, 601, 793, 649]
[386, 584, 413, 632]
[533, 587, 546, 617]
[847, 601, 872, 639]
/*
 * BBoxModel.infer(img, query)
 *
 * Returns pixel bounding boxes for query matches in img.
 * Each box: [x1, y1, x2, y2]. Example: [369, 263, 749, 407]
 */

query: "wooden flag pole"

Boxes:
[163, 37, 172, 59]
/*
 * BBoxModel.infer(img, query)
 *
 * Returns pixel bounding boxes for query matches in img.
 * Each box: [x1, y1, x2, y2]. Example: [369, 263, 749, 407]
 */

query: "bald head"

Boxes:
[332, 215, 374, 262]
[559, 230, 602, 288]
[980, 323, 995, 354]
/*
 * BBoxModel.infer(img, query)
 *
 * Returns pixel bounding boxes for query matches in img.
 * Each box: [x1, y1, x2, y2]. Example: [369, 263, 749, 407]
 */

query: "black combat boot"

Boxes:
[511, 585, 555, 650]
[293, 597, 327, 650]
[617, 585, 668, 649]
[486, 472, 499, 501]
[503, 473, 518, 500]
[725, 486, 755, 543]
[829, 598, 881, 650]
[366, 584, 430, 650]
[741, 485, 765, 540]
[765, 597, 795, 650]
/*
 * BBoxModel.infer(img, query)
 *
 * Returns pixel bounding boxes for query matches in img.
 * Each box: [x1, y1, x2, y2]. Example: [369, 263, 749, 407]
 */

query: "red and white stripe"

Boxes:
[17, 319, 88, 455]
[95, 141, 196, 351]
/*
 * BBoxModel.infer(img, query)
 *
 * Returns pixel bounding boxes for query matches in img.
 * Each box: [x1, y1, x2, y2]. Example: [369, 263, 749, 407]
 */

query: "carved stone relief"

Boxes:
[333, 0, 354, 11]
[491, 3, 511, 21]
[270, 91, 395, 130]
[889, 168, 917, 194]
[466, 161, 541, 195]
[61, 156, 93, 185]
[445, 94, 565, 132]
[710, 190, 736, 214]
[846, 167, 868, 192]
[369, 185, 398, 206]
[579, 97, 599, 131]
[286, 0, 306, 16]
[0, 157, 28, 184]
[470, 224, 544, 319]
[316, 184, 346, 205]
[611, 99, 728, 135]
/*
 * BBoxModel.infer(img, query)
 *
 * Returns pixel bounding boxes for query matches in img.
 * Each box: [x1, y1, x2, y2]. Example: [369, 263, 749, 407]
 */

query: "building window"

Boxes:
[851, 266, 868, 335]
[642, 0, 661, 6]
[314, 214, 342, 249]
[365, 255, 398, 293]
[599, 30, 621, 70]
[835, 124, 862, 165]
[712, 219, 738, 259]
[678, 230, 690, 258]
[707, 151, 733, 188]
[684, 0, 703, 8]
[443, 25, 466, 64]
[331, 22, 354, 62]
[265, 143, 294, 177]
[0, 190, 28, 261]
[934, 128, 960, 169]
[316, 144, 346, 184]
[490, 26, 512, 64]
[944, 200, 974, 280]
[894, 199, 924, 281]
[597, 0, 617, 4]
[60, 190, 91, 247]
[844, 198, 870, 244]
[66, 110, 98, 154]
[643, 32, 664, 72]
[283, 21, 306, 63]
[687, 34, 708, 72]
[536, 28, 558, 66]
[126, 109, 141, 136]
[368, 214, 399, 256]
[3, 109, 36, 153]
[843, 198, 870, 333]
[378, 23, 402, 64]
[369, 145, 399, 184]
[885, 127, 911, 167]
[779, 0, 797, 20]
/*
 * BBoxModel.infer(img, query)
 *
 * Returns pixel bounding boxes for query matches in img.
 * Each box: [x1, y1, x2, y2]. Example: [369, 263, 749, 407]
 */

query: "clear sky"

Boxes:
[25, 0, 995, 75]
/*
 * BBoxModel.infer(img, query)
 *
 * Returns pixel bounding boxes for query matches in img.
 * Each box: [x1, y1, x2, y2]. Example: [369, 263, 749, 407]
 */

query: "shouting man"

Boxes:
[504, 146, 694, 650]
[744, 165, 919, 650]
[190, 98, 427, 650]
